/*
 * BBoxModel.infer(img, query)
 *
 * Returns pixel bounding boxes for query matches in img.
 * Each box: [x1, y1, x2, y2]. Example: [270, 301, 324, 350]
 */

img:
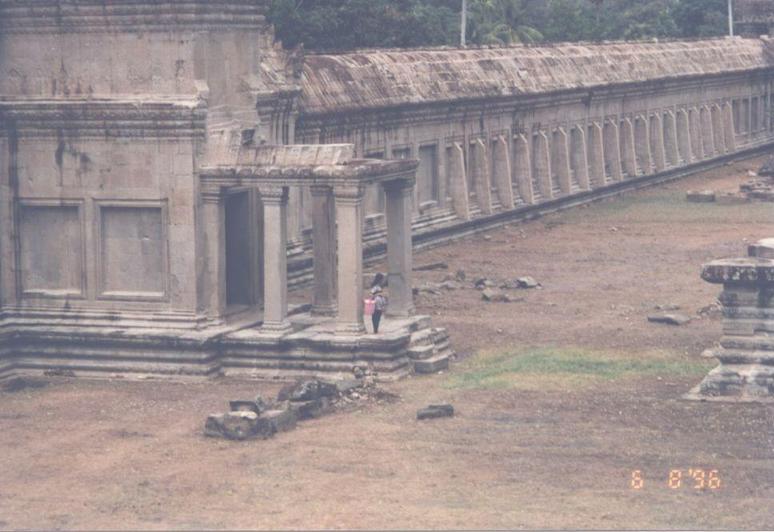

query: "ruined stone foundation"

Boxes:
[688, 239, 774, 401]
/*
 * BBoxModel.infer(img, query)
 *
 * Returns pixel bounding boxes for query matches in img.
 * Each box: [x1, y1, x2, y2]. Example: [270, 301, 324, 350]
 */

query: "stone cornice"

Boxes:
[199, 158, 418, 189]
[0, 0, 268, 34]
[0, 99, 207, 138]
[701, 258, 774, 284]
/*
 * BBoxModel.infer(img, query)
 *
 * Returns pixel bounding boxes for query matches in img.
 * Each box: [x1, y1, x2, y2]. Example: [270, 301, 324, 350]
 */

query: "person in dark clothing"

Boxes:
[370, 285, 387, 334]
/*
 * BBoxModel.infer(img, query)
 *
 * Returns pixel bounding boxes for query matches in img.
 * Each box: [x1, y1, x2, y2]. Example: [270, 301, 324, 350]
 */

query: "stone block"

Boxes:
[262, 408, 298, 433]
[417, 404, 454, 420]
[204, 411, 260, 441]
[482, 288, 510, 302]
[647, 313, 691, 326]
[288, 397, 333, 420]
[414, 353, 450, 374]
[686, 190, 716, 203]
[229, 397, 267, 415]
[278, 379, 339, 402]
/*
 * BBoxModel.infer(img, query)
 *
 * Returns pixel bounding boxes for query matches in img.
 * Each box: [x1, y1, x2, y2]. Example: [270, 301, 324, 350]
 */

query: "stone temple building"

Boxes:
[1, 0, 774, 383]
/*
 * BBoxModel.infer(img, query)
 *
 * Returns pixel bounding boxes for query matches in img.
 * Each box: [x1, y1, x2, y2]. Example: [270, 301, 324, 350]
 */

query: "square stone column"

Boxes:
[201, 189, 227, 321]
[384, 179, 415, 318]
[259, 185, 292, 333]
[334, 184, 366, 334]
[310, 185, 336, 316]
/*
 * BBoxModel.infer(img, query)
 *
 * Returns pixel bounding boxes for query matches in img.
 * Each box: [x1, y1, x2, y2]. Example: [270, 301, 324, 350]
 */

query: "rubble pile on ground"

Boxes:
[687, 158, 774, 204]
[413, 268, 542, 304]
[204, 377, 385, 441]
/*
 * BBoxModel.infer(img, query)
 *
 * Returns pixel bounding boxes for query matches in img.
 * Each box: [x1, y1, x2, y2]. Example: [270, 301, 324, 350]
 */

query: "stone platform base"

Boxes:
[0, 312, 453, 383]
[685, 358, 774, 402]
[687, 238, 774, 402]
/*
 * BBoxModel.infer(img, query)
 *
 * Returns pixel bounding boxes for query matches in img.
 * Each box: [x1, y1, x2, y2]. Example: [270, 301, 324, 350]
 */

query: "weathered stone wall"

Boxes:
[294, 38, 774, 256]
[0, 0, 298, 331]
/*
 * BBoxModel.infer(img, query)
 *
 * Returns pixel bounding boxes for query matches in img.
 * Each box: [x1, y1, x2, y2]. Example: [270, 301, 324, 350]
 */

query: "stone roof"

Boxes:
[299, 38, 772, 115]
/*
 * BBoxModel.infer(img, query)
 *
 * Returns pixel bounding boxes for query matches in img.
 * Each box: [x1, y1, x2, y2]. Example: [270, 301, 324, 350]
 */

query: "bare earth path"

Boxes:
[1, 158, 773, 530]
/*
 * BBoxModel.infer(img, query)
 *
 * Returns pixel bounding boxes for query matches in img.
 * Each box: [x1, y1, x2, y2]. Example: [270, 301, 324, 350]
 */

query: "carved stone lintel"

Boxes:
[258, 185, 289, 204]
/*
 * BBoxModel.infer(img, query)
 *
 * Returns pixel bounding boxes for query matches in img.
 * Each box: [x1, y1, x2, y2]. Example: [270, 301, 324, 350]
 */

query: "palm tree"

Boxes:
[467, 0, 543, 45]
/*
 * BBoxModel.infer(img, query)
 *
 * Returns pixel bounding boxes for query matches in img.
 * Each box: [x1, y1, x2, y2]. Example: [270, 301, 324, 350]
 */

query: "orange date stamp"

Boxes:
[630, 469, 721, 490]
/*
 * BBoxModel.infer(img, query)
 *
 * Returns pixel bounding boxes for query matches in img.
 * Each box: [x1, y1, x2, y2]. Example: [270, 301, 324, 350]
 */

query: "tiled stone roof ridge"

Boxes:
[300, 37, 773, 114]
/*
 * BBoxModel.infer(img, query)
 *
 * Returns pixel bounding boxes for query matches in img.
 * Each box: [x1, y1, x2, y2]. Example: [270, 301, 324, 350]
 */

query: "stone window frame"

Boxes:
[16, 198, 87, 301]
[93, 199, 170, 303]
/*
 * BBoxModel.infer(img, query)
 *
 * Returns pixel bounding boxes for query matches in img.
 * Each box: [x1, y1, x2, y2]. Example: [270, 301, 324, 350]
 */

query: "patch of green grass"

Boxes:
[447, 347, 713, 390]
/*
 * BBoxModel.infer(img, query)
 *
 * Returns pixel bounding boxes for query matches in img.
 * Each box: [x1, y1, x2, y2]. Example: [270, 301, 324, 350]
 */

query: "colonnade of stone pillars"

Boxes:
[266, 180, 415, 335]
[442, 99, 751, 220]
[201, 175, 415, 336]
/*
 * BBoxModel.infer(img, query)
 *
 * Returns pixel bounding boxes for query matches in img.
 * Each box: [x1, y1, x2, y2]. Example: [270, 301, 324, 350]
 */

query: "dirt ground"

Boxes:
[2, 158, 774, 530]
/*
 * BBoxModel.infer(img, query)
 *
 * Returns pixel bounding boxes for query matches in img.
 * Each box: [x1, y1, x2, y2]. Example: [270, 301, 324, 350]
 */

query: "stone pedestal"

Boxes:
[688, 239, 774, 401]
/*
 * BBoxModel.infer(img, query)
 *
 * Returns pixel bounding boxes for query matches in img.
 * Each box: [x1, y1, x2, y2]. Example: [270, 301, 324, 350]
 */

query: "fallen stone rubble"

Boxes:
[204, 376, 392, 441]
[686, 160, 774, 204]
[413, 272, 542, 302]
[417, 404, 455, 420]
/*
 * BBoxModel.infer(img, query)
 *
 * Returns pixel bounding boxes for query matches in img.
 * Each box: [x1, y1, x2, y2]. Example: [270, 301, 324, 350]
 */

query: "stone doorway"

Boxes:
[225, 189, 262, 311]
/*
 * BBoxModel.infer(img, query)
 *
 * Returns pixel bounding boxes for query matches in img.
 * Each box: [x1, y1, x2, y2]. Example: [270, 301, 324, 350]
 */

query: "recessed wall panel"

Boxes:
[19, 204, 83, 297]
[99, 205, 166, 299]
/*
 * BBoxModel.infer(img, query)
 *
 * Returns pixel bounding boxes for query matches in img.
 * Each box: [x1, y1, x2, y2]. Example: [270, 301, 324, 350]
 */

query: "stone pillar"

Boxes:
[689, 108, 703, 159]
[700, 106, 715, 157]
[688, 239, 774, 401]
[553, 128, 572, 195]
[383, 179, 415, 318]
[587, 122, 606, 188]
[723, 102, 737, 152]
[473, 138, 493, 214]
[202, 189, 227, 321]
[260, 185, 292, 333]
[663, 111, 680, 167]
[620, 118, 638, 178]
[603, 120, 623, 182]
[534, 131, 553, 199]
[676, 109, 693, 164]
[513, 134, 534, 204]
[712, 104, 726, 154]
[492, 136, 515, 210]
[449, 142, 470, 220]
[334, 184, 366, 334]
[634, 115, 653, 175]
[650, 114, 667, 173]
[310, 185, 336, 316]
[570, 126, 591, 191]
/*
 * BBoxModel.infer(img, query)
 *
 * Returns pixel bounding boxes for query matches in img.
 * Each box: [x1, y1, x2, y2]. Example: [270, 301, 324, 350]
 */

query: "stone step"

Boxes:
[407, 344, 435, 360]
[413, 352, 450, 374]
[407, 315, 432, 332]
[430, 327, 449, 342]
[409, 328, 435, 347]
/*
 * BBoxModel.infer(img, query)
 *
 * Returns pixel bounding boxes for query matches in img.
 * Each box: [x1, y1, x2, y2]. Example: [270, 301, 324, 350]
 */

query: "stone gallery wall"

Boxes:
[293, 38, 774, 262]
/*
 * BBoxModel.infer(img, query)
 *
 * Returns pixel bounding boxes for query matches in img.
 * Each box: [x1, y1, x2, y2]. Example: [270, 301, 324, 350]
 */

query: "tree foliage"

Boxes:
[268, 0, 730, 51]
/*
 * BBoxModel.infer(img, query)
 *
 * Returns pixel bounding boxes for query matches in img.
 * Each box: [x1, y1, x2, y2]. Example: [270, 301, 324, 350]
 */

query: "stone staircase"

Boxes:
[406, 317, 454, 374]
